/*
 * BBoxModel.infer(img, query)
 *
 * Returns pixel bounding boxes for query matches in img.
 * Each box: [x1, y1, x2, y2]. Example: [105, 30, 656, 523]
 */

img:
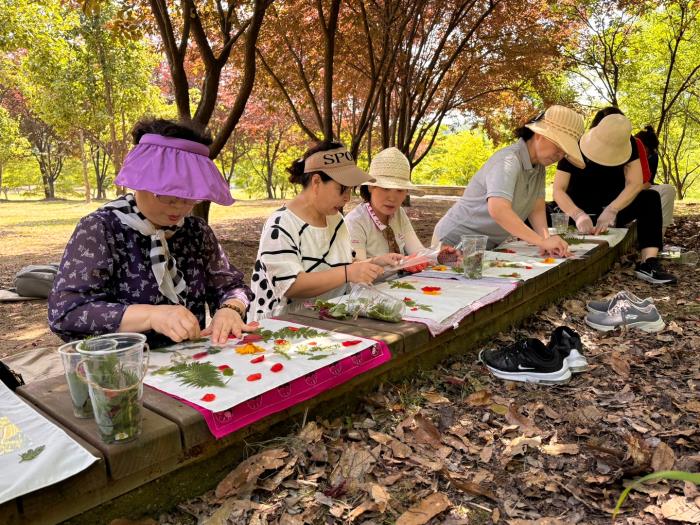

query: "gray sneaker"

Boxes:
[587, 290, 653, 314]
[585, 299, 665, 332]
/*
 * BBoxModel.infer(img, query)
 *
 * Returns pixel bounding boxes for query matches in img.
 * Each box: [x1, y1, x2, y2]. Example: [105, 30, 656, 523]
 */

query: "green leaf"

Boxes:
[308, 354, 332, 360]
[222, 368, 234, 377]
[19, 445, 46, 462]
[207, 347, 222, 354]
[170, 362, 226, 388]
[390, 281, 416, 290]
[612, 471, 700, 519]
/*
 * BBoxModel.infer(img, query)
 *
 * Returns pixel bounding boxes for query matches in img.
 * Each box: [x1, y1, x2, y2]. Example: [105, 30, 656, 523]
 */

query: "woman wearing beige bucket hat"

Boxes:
[248, 141, 402, 321]
[433, 105, 584, 255]
[553, 107, 676, 284]
[345, 147, 427, 261]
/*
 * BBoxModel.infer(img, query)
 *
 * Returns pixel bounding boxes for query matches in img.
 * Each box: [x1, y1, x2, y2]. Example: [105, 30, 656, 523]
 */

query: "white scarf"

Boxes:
[103, 194, 187, 305]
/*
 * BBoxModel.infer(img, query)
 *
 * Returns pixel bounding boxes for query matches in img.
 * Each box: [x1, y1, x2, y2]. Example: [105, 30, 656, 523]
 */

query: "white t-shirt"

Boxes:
[248, 207, 352, 321]
[346, 202, 424, 260]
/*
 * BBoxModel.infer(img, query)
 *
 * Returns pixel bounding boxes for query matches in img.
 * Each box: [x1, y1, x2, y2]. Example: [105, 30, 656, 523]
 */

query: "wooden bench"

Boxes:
[2, 229, 636, 525]
[413, 184, 465, 197]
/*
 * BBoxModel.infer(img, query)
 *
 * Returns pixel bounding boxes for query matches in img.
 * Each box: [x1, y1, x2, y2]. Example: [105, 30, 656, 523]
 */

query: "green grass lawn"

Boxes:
[0, 197, 283, 258]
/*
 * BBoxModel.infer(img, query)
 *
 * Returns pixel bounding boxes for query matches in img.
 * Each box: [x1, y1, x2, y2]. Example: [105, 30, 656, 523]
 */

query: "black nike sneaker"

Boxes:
[479, 338, 571, 384]
[634, 257, 677, 285]
[547, 326, 588, 373]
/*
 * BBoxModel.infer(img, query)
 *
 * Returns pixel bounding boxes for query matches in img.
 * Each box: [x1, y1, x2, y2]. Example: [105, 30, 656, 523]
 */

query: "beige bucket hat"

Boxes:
[525, 105, 585, 169]
[304, 146, 374, 186]
[364, 147, 425, 195]
[579, 114, 633, 167]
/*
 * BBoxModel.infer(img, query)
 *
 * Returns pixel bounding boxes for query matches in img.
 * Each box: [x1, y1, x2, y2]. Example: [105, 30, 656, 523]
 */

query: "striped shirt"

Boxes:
[248, 207, 352, 321]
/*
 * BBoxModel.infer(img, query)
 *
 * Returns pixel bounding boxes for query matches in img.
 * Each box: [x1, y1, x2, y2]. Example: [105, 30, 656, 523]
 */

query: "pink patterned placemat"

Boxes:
[151, 341, 392, 439]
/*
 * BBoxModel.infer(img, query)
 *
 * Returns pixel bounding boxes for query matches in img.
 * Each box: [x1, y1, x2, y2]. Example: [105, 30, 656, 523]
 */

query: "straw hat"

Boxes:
[579, 114, 633, 167]
[304, 146, 374, 186]
[525, 105, 585, 169]
[364, 147, 424, 195]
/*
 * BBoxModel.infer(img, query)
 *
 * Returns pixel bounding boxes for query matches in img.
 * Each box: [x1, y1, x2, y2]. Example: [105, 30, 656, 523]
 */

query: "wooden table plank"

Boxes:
[17, 376, 182, 481]
[142, 386, 212, 452]
[0, 501, 21, 525]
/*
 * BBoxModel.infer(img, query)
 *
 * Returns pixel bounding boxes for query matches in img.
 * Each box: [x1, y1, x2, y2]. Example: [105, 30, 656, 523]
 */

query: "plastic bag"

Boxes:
[315, 284, 405, 322]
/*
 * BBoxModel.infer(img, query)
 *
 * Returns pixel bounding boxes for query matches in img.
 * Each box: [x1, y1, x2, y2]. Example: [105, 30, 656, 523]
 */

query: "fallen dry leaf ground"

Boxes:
[154, 208, 699, 523]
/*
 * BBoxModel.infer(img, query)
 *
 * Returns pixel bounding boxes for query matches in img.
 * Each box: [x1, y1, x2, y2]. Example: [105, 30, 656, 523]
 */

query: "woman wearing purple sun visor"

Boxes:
[48, 119, 254, 348]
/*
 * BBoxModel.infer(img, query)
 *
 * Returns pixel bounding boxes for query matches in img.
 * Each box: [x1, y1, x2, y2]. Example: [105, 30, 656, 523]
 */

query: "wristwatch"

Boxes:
[220, 302, 246, 318]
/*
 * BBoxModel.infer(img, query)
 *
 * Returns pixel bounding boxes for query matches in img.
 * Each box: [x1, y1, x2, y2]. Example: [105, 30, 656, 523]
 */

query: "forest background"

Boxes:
[0, 0, 699, 206]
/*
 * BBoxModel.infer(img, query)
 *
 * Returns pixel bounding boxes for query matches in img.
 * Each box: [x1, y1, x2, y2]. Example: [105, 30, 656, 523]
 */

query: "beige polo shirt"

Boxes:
[346, 202, 424, 260]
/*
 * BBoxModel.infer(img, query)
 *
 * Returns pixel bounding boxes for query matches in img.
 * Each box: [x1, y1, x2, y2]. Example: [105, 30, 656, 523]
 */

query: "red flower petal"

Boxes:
[308, 341, 317, 346]
[421, 286, 441, 292]
[288, 327, 299, 332]
[201, 393, 216, 402]
[192, 352, 208, 359]
[403, 297, 412, 302]
[342, 340, 362, 347]
[275, 339, 288, 345]
[247, 373, 262, 382]
[241, 333, 263, 343]
[217, 364, 231, 370]
[411, 307, 418, 311]
[250, 355, 265, 364]
[271, 363, 284, 372]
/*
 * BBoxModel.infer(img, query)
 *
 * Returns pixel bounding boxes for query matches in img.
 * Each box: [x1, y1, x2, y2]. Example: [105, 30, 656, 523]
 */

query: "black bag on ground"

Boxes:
[0, 360, 25, 391]
[13, 264, 60, 298]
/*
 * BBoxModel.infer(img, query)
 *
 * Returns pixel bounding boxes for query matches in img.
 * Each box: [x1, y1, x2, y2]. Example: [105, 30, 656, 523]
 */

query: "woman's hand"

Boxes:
[202, 307, 258, 344]
[370, 253, 403, 267]
[347, 261, 384, 284]
[437, 245, 462, 265]
[573, 211, 594, 234]
[538, 235, 571, 258]
[149, 305, 201, 342]
[594, 206, 617, 234]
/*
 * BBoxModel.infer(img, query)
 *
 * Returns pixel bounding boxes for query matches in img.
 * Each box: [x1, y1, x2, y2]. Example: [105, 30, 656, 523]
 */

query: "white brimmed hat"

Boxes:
[304, 146, 374, 186]
[579, 114, 633, 167]
[525, 105, 585, 169]
[364, 147, 425, 195]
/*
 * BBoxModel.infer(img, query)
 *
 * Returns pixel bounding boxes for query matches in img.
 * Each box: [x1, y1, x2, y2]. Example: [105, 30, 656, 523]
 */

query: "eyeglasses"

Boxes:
[153, 194, 203, 207]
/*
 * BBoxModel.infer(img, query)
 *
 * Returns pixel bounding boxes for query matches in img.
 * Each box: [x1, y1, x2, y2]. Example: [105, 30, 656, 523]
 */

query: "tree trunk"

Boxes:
[79, 130, 92, 203]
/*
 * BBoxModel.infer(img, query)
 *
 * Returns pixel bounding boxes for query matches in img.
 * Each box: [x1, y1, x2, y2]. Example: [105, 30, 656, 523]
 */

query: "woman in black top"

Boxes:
[553, 107, 676, 285]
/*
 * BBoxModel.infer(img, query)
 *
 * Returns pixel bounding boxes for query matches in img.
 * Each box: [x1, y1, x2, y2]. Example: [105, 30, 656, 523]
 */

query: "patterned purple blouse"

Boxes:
[48, 209, 253, 348]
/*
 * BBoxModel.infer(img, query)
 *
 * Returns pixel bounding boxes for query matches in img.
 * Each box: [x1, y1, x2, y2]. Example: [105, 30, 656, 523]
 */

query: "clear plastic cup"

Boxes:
[551, 212, 569, 235]
[77, 333, 148, 444]
[58, 341, 107, 418]
[459, 234, 488, 279]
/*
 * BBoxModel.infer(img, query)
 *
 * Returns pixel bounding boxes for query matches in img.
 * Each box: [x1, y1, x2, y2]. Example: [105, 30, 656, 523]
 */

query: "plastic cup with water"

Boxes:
[459, 234, 488, 279]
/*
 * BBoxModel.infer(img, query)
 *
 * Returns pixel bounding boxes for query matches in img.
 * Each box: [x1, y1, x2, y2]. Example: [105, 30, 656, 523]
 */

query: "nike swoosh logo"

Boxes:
[518, 365, 535, 370]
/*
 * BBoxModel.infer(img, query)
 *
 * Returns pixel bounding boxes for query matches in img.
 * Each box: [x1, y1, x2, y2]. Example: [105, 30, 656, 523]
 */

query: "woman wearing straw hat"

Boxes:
[345, 147, 426, 261]
[49, 119, 255, 348]
[553, 109, 676, 284]
[248, 141, 402, 321]
[433, 105, 584, 255]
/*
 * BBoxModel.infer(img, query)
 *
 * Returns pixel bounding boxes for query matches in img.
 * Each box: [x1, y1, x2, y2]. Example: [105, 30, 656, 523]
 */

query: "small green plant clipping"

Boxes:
[19, 445, 46, 462]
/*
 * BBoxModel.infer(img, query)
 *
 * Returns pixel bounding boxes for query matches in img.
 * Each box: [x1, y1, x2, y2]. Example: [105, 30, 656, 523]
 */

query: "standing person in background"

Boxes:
[432, 105, 585, 256]
[553, 108, 676, 285]
[248, 141, 401, 321]
[635, 125, 675, 235]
